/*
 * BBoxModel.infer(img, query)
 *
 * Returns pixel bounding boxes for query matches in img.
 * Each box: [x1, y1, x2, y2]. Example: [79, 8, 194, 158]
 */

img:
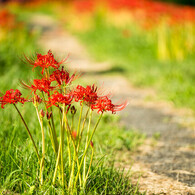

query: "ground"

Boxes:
[30, 14, 195, 195]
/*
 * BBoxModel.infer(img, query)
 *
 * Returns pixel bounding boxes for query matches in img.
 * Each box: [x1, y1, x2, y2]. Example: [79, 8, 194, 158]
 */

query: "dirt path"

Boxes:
[31, 14, 195, 195]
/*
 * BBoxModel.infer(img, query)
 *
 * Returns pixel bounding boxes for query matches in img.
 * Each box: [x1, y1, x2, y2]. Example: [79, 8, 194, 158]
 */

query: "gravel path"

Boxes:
[30, 14, 195, 195]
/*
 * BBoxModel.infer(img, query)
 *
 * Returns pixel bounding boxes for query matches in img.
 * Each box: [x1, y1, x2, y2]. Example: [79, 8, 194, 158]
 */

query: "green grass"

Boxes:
[0, 105, 144, 194]
[74, 14, 195, 112]
[0, 8, 144, 194]
[0, 98, 144, 194]
[0, 22, 40, 91]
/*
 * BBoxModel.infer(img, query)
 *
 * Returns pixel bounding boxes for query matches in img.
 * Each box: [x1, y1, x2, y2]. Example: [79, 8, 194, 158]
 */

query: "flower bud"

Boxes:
[90, 141, 94, 148]
[39, 109, 45, 118]
[34, 94, 42, 104]
[47, 111, 52, 119]
[71, 106, 77, 115]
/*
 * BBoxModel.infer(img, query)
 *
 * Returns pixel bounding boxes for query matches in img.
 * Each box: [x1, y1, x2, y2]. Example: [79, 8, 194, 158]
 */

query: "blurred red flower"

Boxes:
[0, 9, 16, 29]
[0, 89, 27, 108]
[72, 130, 77, 139]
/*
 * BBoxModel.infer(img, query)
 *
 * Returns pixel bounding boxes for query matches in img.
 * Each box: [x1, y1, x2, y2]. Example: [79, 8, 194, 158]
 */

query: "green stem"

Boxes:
[67, 130, 71, 173]
[67, 114, 75, 173]
[53, 139, 61, 184]
[13, 104, 40, 162]
[47, 121, 57, 155]
[71, 113, 74, 131]
[83, 146, 94, 188]
[77, 107, 90, 152]
[83, 109, 92, 182]
[42, 92, 58, 154]
[69, 147, 76, 189]
[63, 113, 82, 187]
[35, 106, 45, 185]
[65, 119, 82, 189]
[60, 105, 66, 187]
[50, 106, 58, 148]
[74, 113, 103, 188]
[76, 101, 84, 145]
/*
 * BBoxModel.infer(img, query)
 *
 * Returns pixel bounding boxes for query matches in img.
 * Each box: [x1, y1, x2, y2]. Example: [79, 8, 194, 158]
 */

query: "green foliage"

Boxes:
[96, 114, 145, 152]
[0, 105, 144, 194]
[0, 29, 39, 91]
[75, 16, 195, 111]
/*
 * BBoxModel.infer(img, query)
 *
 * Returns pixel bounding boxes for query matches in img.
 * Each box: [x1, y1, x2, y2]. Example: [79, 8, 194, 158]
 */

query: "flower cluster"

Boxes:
[15, 50, 126, 114]
[73, 0, 195, 25]
[0, 89, 26, 108]
[0, 50, 127, 191]
[73, 84, 127, 113]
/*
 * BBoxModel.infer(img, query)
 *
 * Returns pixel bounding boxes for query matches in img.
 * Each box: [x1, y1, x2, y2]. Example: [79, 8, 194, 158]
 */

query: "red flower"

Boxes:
[73, 0, 95, 13]
[0, 9, 16, 29]
[49, 67, 79, 86]
[91, 96, 128, 114]
[47, 91, 73, 107]
[90, 141, 94, 148]
[24, 50, 67, 74]
[21, 78, 55, 95]
[72, 131, 77, 139]
[0, 89, 27, 109]
[73, 84, 98, 106]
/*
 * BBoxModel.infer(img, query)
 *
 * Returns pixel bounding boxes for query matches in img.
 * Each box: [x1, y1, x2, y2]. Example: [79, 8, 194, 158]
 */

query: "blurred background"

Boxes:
[1, 0, 195, 111]
[1, 1, 195, 193]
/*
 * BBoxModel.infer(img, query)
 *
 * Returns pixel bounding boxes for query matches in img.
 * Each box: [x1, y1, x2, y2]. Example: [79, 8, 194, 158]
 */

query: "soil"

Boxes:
[30, 14, 195, 195]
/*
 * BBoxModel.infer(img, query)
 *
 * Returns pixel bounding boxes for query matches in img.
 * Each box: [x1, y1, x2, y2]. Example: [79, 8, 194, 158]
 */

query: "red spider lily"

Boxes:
[24, 50, 67, 74]
[47, 91, 73, 107]
[73, 84, 99, 106]
[49, 67, 79, 86]
[0, 89, 27, 109]
[91, 96, 128, 114]
[21, 78, 55, 95]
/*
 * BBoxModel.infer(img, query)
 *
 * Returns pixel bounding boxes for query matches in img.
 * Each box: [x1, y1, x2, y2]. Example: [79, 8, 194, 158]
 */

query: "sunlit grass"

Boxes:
[0, 103, 144, 194]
